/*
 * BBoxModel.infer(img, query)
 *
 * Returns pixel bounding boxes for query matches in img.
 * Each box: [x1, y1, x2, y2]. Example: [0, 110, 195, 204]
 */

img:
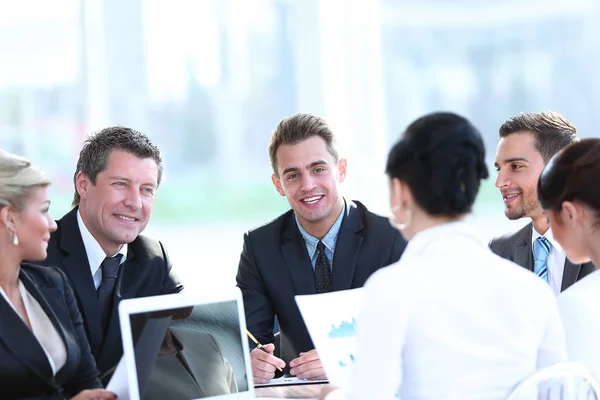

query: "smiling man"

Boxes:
[489, 112, 594, 295]
[40, 126, 183, 381]
[236, 113, 406, 384]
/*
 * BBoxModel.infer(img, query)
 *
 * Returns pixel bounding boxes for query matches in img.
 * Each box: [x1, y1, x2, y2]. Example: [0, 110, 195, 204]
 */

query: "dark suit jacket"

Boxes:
[143, 328, 238, 400]
[489, 222, 596, 291]
[236, 199, 406, 364]
[39, 207, 184, 379]
[0, 263, 102, 400]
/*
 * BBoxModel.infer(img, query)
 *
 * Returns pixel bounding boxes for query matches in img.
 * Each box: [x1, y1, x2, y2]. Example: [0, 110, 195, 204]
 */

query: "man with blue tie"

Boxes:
[490, 111, 595, 294]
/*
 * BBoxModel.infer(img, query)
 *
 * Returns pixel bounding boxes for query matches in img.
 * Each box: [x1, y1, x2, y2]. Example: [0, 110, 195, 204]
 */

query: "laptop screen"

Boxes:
[119, 292, 254, 400]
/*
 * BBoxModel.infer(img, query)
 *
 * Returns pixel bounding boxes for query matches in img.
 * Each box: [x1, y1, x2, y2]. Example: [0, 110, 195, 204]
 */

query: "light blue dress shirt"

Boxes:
[295, 200, 346, 271]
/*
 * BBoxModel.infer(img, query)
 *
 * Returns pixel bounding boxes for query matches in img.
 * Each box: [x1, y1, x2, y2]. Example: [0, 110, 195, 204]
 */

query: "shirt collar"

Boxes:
[295, 199, 346, 258]
[531, 226, 563, 253]
[400, 221, 483, 263]
[77, 209, 128, 276]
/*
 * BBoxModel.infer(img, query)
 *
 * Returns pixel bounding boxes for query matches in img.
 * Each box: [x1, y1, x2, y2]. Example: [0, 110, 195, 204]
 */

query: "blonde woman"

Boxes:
[0, 149, 115, 400]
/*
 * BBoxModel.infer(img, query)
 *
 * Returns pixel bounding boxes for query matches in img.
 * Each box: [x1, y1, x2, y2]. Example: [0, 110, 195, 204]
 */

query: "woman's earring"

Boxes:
[9, 229, 19, 246]
[389, 206, 412, 231]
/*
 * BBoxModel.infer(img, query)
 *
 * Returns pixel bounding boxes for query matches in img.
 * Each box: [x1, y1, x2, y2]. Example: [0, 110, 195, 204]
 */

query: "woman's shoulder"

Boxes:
[20, 262, 67, 288]
[559, 270, 600, 306]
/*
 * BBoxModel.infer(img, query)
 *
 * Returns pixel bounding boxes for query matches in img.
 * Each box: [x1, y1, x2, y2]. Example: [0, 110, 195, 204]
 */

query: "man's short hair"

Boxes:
[499, 111, 579, 163]
[268, 113, 339, 175]
[72, 126, 163, 207]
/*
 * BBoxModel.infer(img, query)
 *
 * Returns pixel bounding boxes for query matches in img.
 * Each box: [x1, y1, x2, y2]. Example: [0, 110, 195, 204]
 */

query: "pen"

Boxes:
[246, 329, 283, 372]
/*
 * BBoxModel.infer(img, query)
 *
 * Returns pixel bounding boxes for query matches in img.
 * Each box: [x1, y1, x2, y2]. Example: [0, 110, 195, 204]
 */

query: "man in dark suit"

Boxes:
[490, 111, 594, 293]
[39, 126, 183, 380]
[236, 113, 406, 384]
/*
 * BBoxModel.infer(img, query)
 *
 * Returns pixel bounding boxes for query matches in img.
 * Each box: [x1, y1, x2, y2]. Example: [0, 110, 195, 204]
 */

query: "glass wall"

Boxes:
[2, 0, 598, 290]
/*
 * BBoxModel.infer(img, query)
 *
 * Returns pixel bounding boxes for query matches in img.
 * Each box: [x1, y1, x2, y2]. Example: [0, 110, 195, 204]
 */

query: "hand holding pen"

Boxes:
[246, 329, 286, 384]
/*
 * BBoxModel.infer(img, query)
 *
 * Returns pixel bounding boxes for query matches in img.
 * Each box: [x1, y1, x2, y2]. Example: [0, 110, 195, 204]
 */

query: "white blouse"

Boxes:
[557, 269, 600, 380]
[328, 221, 566, 400]
[0, 280, 67, 375]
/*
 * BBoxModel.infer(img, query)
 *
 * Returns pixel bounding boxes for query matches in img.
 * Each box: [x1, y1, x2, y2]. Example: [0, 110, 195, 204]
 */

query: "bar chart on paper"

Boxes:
[295, 288, 364, 388]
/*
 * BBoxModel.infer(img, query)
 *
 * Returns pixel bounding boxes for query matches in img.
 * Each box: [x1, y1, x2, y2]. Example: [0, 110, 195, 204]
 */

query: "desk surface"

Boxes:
[255, 382, 329, 399]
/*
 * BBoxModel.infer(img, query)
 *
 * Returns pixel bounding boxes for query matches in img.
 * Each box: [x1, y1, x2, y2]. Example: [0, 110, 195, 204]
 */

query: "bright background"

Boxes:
[2, 0, 599, 293]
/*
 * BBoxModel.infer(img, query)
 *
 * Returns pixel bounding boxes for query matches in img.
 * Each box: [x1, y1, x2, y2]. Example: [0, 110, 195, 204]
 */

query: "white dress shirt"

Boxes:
[532, 227, 566, 296]
[557, 269, 600, 380]
[0, 281, 67, 375]
[77, 210, 127, 289]
[328, 221, 566, 400]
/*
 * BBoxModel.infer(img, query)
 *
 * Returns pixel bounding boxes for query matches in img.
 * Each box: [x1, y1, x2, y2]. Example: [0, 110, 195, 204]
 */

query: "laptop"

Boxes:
[118, 288, 255, 400]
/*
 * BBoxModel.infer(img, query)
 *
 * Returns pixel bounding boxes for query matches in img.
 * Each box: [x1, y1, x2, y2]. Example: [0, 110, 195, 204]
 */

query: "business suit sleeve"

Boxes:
[158, 241, 184, 294]
[59, 270, 102, 397]
[236, 232, 275, 345]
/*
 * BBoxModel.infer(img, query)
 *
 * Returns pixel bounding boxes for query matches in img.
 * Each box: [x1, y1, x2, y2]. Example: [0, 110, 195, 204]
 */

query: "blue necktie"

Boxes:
[533, 236, 551, 282]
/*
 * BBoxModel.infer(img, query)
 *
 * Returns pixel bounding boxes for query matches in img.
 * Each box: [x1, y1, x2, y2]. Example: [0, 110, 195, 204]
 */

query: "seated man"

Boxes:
[236, 113, 406, 384]
[490, 112, 594, 293]
[40, 126, 183, 381]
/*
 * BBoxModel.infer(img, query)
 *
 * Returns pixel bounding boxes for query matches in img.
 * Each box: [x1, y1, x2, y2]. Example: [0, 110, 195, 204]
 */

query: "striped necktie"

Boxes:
[533, 236, 551, 282]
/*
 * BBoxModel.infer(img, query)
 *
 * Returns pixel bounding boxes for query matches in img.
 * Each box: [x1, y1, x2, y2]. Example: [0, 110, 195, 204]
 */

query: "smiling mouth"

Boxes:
[115, 214, 138, 222]
[301, 195, 324, 205]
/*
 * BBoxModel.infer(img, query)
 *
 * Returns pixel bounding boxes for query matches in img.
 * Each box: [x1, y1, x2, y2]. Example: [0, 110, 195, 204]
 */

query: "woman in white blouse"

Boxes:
[0, 149, 115, 400]
[322, 112, 566, 400]
[538, 138, 600, 379]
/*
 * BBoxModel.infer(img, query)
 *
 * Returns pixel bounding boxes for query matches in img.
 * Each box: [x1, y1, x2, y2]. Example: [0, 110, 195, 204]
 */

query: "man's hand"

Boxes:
[250, 343, 286, 384]
[71, 389, 117, 400]
[289, 349, 327, 380]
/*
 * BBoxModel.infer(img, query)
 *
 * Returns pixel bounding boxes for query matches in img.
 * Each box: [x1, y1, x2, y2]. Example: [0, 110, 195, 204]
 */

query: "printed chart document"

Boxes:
[295, 288, 364, 389]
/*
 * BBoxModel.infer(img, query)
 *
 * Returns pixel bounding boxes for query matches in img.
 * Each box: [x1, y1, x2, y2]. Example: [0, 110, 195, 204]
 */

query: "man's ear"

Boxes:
[337, 159, 347, 183]
[271, 174, 286, 197]
[75, 171, 91, 201]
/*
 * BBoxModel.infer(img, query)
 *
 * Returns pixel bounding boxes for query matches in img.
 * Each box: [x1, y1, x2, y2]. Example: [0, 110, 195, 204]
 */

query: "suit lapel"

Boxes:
[0, 273, 56, 389]
[20, 269, 77, 380]
[331, 201, 363, 291]
[513, 224, 533, 272]
[561, 260, 582, 292]
[57, 208, 103, 356]
[281, 214, 317, 295]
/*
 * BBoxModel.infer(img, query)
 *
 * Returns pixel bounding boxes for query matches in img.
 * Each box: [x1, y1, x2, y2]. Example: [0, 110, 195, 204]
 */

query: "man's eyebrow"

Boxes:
[108, 176, 131, 181]
[109, 176, 157, 187]
[496, 157, 531, 166]
[281, 160, 328, 176]
[281, 167, 299, 176]
[307, 160, 328, 169]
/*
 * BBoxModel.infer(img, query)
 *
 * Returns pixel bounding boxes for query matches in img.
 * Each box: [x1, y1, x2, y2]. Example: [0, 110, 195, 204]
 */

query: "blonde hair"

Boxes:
[0, 149, 51, 211]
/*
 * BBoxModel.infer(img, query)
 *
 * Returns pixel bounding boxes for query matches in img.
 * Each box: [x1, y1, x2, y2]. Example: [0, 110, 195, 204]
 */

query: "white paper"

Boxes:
[106, 356, 130, 400]
[254, 376, 328, 387]
[295, 288, 364, 389]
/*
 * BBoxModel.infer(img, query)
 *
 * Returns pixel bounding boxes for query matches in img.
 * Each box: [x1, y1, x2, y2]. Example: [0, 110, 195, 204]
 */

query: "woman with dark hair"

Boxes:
[538, 138, 600, 378]
[322, 113, 566, 399]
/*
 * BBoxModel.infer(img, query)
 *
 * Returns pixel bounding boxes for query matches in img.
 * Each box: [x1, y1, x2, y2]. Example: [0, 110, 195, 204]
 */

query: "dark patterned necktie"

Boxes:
[315, 241, 332, 293]
[97, 255, 121, 333]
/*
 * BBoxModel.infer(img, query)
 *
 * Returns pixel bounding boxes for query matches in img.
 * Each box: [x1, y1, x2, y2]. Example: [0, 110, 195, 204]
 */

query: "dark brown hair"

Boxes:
[386, 112, 488, 217]
[538, 139, 600, 226]
[499, 111, 578, 163]
[268, 113, 339, 175]
[72, 126, 163, 207]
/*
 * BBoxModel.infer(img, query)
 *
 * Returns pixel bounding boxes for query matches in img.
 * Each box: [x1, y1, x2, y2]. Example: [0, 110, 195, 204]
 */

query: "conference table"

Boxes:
[255, 382, 329, 399]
